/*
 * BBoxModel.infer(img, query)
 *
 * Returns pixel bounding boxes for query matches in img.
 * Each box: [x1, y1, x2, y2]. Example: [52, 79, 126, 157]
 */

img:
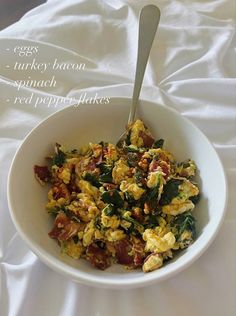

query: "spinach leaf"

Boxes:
[134, 169, 145, 186]
[82, 172, 101, 188]
[153, 139, 164, 149]
[103, 204, 116, 216]
[53, 151, 66, 167]
[146, 214, 159, 228]
[175, 212, 196, 239]
[189, 193, 200, 205]
[127, 152, 140, 167]
[125, 130, 131, 146]
[124, 192, 136, 207]
[99, 163, 113, 183]
[124, 145, 140, 153]
[101, 190, 124, 208]
[159, 179, 183, 205]
[147, 185, 159, 200]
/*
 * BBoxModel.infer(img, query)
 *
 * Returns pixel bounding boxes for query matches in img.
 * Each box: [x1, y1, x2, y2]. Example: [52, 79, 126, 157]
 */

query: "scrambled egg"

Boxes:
[101, 211, 120, 229]
[67, 193, 99, 222]
[61, 240, 84, 259]
[120, 180, 145, 200]
[104, 143, 118, 162]
[129, 119, 145, 147]
[112, 159, 130, 184]
[105, 229, 126, 242]
[142, 253, 163, 273]
[78, 180, 99, 199]
[58, 167, 71, 184]
[143, 229, 176, 253]
[83, 220, 96, 246]
[162, 179, 199, 215]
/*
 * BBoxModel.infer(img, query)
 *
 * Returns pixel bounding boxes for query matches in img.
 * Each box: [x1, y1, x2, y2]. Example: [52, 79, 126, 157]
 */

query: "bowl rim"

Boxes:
[7, 97, 228, 289]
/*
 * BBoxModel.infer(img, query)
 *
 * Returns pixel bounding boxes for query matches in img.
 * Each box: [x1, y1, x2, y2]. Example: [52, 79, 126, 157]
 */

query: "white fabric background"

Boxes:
[0, 0, 236, 315]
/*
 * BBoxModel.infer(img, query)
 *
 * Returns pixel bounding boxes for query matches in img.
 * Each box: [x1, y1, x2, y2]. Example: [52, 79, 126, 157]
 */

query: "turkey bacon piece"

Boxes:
[86, 243, 111, 270]
[49, 211, 81, 241]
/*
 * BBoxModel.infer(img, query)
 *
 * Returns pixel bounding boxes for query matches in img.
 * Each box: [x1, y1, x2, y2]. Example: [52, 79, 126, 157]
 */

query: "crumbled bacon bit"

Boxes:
[149, 159, 170, 179]
[86, 243, 111, 270]
[114, 239, 134, 265]
[131, 208, 144, 222]
[34, 165, 51, 185]
[132, 241, 145, 267]
[49, 211, 80, 241]
[103, 183, 118, 190]
[52, 183, 70, 200]
[139, 131, 155, 148]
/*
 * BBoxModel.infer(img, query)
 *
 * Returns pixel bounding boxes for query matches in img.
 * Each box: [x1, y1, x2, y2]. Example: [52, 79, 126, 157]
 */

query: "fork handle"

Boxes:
[128, 5, 160, 124]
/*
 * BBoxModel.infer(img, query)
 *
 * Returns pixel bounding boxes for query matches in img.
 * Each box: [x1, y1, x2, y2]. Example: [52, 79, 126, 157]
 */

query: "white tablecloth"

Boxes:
[0, 0, 236, 315]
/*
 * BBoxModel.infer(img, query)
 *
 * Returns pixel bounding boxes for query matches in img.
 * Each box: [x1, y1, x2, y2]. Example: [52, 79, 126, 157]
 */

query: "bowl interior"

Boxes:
[8, 98, 227, 288]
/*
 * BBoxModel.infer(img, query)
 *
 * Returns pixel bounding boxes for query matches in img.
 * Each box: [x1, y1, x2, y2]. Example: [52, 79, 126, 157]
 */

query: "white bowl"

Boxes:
[7, 98, 227, 289]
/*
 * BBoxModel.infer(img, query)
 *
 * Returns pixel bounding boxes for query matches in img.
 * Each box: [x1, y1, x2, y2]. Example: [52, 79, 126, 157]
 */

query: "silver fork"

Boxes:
[117, 5, 160, 146]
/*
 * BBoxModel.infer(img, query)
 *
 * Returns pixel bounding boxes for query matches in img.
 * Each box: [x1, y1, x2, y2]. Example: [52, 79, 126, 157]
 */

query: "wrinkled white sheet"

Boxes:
[0, 0, 236, 315]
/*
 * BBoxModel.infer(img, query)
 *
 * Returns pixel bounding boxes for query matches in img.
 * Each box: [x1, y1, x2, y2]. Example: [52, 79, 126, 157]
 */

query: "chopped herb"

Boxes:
[101, 190, 124, 208]
[159, 179, 183, 205]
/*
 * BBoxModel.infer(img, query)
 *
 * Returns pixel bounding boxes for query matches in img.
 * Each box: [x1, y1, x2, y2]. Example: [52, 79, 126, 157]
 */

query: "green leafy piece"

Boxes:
[94, 215, 102, 229]
[121, 213, 144, 235]
[153, 139, 164, 149]
[82, 172, 101, 188]
[99, 173, 113, 183]
[122, 215, 140, 226]
[71, 149, 78, 154]
[134, 169, 146, 187]
[47, 207, 60, 216]
[127, 153, 140, 167]
[103, 204, 116, 216]
[101, 190, 124, 208]
[125, 130, 131, 146]
[170, 212, 196, 240]
[146, 214, 159, 228]
[124, 192, 136, 207]
[189, 193, 201, 205]
[159, 179, 183, 205]
[71, 216, 81, 223]
[99, 163, 113, 183]
[53, 151, 66, 167]
[73, 235, 79, 243]
[124, 145, 140, 153]
[147, 185, 159, 200]
[182, 162, 190, 168]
